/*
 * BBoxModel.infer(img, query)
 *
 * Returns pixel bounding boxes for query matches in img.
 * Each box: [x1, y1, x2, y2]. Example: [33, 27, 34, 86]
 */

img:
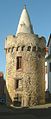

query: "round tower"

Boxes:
[5, 6, 46, 107]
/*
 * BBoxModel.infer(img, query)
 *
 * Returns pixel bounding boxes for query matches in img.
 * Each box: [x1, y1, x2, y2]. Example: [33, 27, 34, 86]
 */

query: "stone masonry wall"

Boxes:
[5, 33, 46, 106]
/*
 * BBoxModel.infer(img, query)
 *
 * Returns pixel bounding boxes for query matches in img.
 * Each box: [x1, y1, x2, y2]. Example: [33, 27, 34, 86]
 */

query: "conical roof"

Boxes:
[16, 6, 34, 36]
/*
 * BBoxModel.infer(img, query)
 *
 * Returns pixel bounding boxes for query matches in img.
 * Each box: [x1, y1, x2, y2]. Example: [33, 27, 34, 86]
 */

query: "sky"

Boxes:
[0, 0, 51, 78]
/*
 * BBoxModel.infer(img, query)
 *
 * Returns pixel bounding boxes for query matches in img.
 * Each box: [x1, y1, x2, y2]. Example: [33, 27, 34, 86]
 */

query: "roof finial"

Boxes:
[24, 4, 26, 9]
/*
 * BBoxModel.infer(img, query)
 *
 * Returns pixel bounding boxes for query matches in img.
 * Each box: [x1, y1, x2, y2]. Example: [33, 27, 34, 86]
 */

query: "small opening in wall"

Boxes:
[27, 46, 31, 51]
[21, 46, 25, 51]
[16, 56, 22, 70]
[14, 94, 22, 107]
[16, 46, 20, 51]
[15, 80, 19, 89]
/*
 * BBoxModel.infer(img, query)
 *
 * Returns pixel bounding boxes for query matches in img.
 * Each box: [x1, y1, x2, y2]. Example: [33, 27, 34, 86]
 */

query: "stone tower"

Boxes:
[5, 6, 46, 107]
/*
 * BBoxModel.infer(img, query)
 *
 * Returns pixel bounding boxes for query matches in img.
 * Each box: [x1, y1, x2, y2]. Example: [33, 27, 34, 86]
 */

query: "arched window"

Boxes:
[32, 46, 36, 51]
[21, 46, 25, 51]
[27, 46, 31, 51]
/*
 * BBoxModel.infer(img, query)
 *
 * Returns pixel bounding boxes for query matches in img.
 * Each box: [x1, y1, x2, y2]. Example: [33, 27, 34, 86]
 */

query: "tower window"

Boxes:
[15, 79, 22, 89]
[14, 94, 22, 106]
[16, 56, 22, 70]
[49, 63, 51, 72]
[27, 46, 31, 51]
[16, 46, 20, 51]
[16, 80, 19, 89]
[21, 46, 25, 51]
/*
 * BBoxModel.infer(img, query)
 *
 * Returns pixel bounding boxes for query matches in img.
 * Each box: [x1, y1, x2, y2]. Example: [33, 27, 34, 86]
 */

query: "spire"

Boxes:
[16, 6, 34, 36]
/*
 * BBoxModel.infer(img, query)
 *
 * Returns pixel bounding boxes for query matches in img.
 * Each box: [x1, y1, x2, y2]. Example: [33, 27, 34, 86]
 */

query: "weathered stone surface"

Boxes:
[5, 33, 46, 107]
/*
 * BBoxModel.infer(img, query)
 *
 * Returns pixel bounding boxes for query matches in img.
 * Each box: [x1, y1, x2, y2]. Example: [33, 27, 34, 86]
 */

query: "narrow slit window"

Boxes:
[16, 56, 22, 70]
[15, 80, 19, 89]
